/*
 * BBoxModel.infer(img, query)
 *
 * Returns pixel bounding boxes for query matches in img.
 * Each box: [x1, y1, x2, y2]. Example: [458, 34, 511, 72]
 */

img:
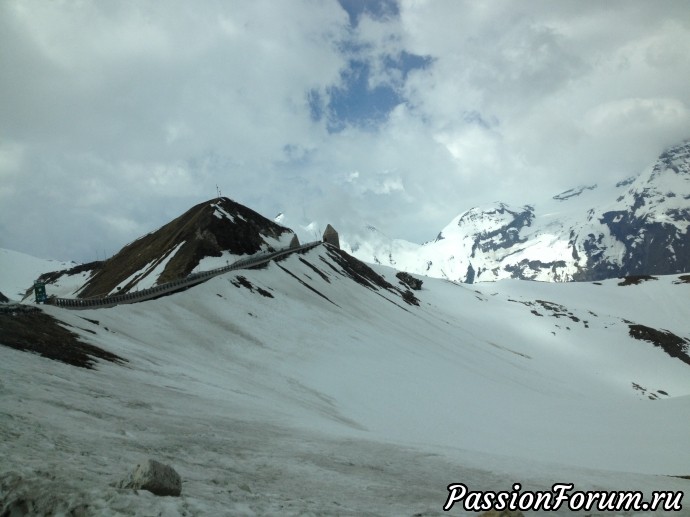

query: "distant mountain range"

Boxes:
[341, 140, 690, 282]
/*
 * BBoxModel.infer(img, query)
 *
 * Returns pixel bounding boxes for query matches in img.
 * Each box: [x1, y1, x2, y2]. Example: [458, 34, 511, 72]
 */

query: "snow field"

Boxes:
[1, 246, 689, 515]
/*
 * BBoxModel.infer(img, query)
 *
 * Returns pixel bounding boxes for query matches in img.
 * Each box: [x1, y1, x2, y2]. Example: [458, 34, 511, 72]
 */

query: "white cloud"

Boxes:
[586, 98, 689, 134]
[0, 141, 24, 199]
[394, 1, 690, 200]
[164, 121, 191, 145]
[1, 0, 689, 260]
[0, 140, 24, 177]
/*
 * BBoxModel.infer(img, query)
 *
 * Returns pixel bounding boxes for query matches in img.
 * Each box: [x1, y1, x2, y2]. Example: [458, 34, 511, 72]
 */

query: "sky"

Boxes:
[1, 0, 689, 262]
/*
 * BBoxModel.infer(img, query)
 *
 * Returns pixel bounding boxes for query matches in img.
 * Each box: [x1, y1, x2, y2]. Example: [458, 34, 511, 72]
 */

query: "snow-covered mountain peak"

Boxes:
[453, 202, 534, 238]
[653, 139, 690, 177]
[345, 139, 690, 283]
[29, 197, 296, 300]
[612, 141, 690, 224]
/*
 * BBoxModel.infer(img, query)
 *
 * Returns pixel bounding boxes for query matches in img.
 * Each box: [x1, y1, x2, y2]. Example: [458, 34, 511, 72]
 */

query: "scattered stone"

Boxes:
[396, 271, 423, 290]
[119, 459, 181, 496]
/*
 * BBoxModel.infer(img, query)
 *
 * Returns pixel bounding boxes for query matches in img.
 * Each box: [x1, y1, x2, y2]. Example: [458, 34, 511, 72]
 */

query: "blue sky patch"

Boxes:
[337, 0, 400, 27]
[326, 59, 402, 131]
[311, 52, 432, 132]
[303, 1, 433, 132]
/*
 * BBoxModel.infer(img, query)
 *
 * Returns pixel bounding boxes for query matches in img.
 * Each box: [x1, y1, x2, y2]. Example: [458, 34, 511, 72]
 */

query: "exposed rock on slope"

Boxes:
[628, 324, 690, 367]
[77, 197, 295, 298]
[574, 140, 690, 280]
[0, 307, 125, 368]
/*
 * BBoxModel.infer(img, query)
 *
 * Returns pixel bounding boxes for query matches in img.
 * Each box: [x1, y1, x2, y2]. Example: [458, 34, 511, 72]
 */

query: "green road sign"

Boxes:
[34, 281, 47, 303]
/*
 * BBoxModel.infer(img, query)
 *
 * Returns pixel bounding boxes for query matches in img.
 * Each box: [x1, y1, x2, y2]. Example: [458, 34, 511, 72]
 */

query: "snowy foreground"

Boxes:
[1, 245, 689, 515]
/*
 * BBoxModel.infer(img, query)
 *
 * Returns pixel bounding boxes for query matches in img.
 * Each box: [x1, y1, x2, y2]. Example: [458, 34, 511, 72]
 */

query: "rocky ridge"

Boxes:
[35, 197, 296, 299]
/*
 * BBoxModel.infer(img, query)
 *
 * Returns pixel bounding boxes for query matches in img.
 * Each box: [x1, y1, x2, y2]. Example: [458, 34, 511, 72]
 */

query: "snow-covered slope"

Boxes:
[0, 248, 74, 301]
[2, 244, 689, 515]
[345, 140, 690, 283]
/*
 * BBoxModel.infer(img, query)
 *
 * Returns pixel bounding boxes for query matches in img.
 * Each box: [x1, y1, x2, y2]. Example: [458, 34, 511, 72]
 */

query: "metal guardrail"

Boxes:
[48, 241, 322, 310]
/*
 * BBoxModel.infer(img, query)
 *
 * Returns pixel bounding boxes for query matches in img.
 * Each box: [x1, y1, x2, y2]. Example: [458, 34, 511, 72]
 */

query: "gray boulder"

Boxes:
[119, 459, 181, 496]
